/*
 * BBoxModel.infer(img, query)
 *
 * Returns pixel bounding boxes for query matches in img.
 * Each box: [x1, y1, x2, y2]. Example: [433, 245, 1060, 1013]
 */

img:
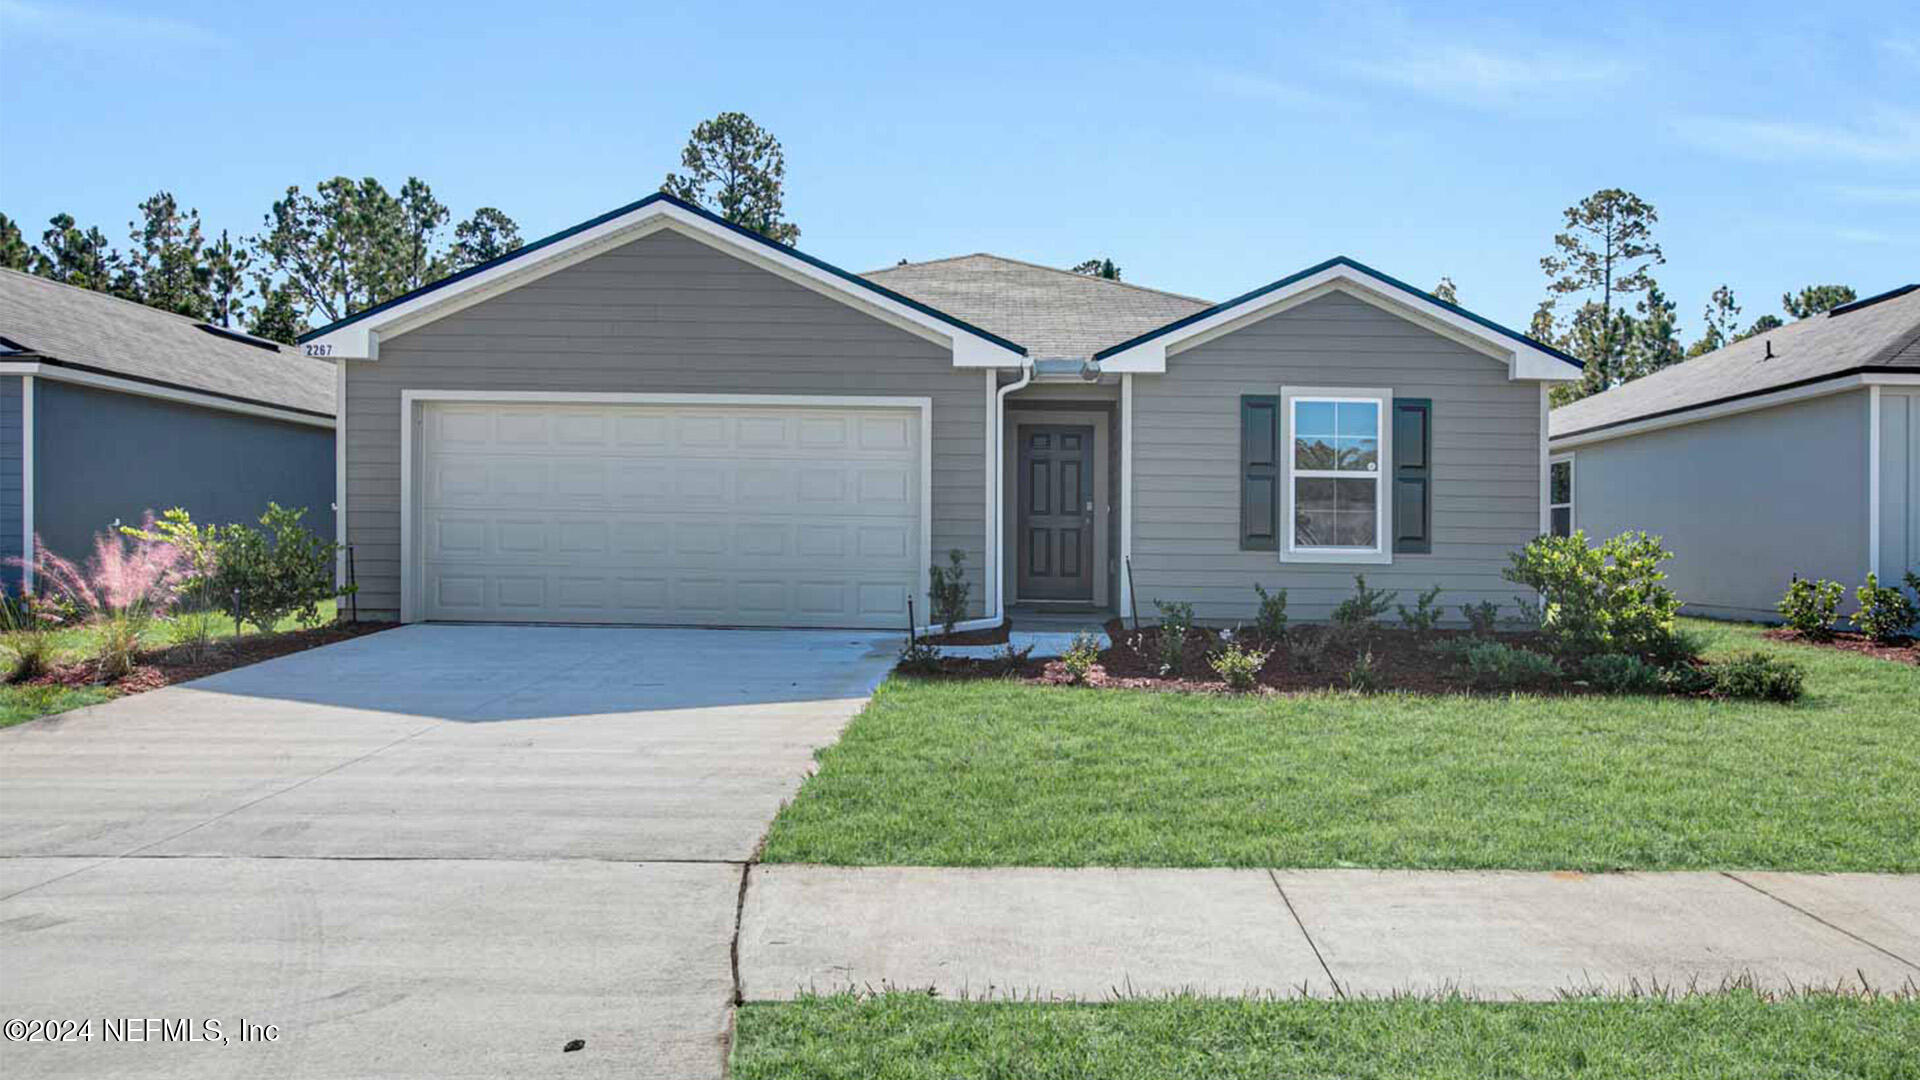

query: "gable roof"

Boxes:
[299, 192, 1027, 365]
[0, 268, 334, 417]
[1091, 256, 1583, 381]
[1550, 283, 1920, 442]
[861, 254, 1212, 359]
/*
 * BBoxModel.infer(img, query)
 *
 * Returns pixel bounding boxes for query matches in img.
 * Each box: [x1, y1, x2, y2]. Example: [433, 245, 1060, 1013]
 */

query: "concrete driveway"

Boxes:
[0, 625, 896, 1080]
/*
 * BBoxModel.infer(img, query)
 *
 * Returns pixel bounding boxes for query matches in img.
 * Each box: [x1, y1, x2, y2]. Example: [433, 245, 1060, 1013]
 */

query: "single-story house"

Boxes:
[301, 192, 1582, 630]
[0, 269, 335, 589]
[1549, 284, 1920, 621]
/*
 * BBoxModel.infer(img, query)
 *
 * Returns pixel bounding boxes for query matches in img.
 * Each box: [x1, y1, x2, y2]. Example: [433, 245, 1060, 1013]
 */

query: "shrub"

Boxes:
[1711, 652, 1806, 702]
[1582, 652, 1664, 694]
[1397, 585, 1444, 634]
[1346, 648, 1381, 692]
[1061, 631, 1101, 684]
[163, 610, 221, 661]
[1289, 625, 1330, 673]
[927, 549, 971, 635]
[1252, 584, 1288, 641]
[1460, 640, 1561, 692]
[1209, 642, 1269, 691]
[14, 519, 191, 681]
[1331, 574, 1397, 636]
[1776, 577, 1845, 640]
[990, 640, 1035, 677]
[2, 594, 63, 684]
[1154, 599, 1195, 675]
[1853, 574, 1918, 644]
[1459, 601, 1501, 637]
[1502, 531, 1684, 662]
[121, 508, 221, 609]
[213, 503, 344, 633]
[897, 638, 942, 674]
[1660, 662, 1717, 696]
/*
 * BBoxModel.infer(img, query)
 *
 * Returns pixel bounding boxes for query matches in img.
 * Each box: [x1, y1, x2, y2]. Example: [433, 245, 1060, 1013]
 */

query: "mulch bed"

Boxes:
[1763, 627, 1918, 666]
[27, 621, 398, 695]
[913, 620, 1590, 696]
[920, 618, 1012, 646]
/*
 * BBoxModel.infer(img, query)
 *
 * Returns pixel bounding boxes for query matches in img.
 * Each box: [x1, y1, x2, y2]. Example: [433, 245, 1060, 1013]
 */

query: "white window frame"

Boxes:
[1549, 452, 1575, 538]
[1279, 385, 1393, 565]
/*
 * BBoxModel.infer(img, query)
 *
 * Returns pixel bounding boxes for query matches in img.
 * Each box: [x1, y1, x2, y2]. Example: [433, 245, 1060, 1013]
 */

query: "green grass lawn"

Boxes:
[0, 600, 339, 728]
[760, 619, 1920, 871]
[733, 992, 1920, 1080]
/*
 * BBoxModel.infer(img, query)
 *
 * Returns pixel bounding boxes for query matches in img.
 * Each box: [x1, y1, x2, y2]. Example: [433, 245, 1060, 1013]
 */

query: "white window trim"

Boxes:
[1549, 452, 1575, 538]
[1279, 385, 1393, 565]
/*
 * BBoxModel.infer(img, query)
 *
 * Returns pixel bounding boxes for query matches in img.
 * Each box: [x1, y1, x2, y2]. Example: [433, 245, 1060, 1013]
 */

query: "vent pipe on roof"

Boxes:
[1764, 340, 1774, 360]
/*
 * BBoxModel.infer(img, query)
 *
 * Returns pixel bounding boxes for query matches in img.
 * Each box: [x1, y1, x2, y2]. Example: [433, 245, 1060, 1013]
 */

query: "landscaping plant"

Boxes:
[1459, 600, 1501, 637]
[1153, 599, 1195, 675]
[1710, 652, 1806, 702]
[1776, 577, 1845, 640]
[1, 594, 62, 684]
[1582, 653, 1665, 694]
[1330, 574, 1397, 638]
[213, 503, 345, 633]
[1288, 625, 1330, 673]
[16, 519, 190, 680]
[1208, 642, 1269, 691]
[1252, 584, 1288, 641]
[163, 610, 221, 661]
[897, 638, 942, 674]
[1396, 585, 1444, 634]
[927, 549, 970, 635]
[1852, 573, 1918, 644]
[990, 641, 1035, 677]
[121, 507, 222, 610]
[1345, 648, 1381, 692]
[1461, 640, 1561, 692]
[1502, 531, 1686, 663]
[1060, 632, 1101, 685]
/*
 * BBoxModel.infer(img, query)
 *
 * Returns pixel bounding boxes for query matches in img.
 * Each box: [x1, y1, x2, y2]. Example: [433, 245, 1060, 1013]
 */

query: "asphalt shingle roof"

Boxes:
[1550, 284, 1920, 439]
[0, 268, 334, 417]
[863, 254, 1212, 359]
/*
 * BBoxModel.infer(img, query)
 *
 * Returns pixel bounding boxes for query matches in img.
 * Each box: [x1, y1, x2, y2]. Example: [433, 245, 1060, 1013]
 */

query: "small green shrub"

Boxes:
[163, 610, 221, 661]
[897, 638, 943, 674]
[1397, 585, 1444, 633]
[1060, 631, 1101, 684]
[990, 640, 1035, 677]
[121, 507, 222, 609]
[213, 503, 344, 633]
[1660, 662, 1717, 696]
[1459, 601, 1501, 637]
[1331, 574, 1397, 634]
[1777, 577, 1845, 640]
[1208, 642, 1270, 691]
[1502, 531, 1684, 662]
[93, 613, 146, 681]
[1711, 652, 1806, 702]
[1460, 640, 1561, 691]
[927, 549, 971, 635]
[1289, 625, 1330, 674]
[1252, 584, 1288, 641]
[1582, 652, 1664, 694]
[1346, 648, 1381, 692]
[1854, 573, 1918, 644]
[1154, 600, 1195, 675]
[2, 595, 61, 684]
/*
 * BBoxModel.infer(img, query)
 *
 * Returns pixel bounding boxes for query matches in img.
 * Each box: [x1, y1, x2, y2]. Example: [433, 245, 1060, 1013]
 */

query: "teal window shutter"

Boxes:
[1392, 398, 1432, 554]
[1240, 395, 1278, 550]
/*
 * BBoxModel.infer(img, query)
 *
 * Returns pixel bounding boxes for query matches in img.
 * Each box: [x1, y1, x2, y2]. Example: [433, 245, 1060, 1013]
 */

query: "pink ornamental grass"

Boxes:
[13, 517, 191, 618]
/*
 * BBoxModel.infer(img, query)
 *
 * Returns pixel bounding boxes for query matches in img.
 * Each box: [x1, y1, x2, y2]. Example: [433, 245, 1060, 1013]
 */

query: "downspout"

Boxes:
[991, 359, 1034, 622]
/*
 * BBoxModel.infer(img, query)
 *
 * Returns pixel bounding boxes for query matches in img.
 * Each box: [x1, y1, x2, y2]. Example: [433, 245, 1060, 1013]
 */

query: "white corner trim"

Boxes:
[983, 370, 998, 617]
[1868, 384, 1881, 579]
[1540, 385, 1552, 537]
[335, 358, 349, 589]
[1548, 372, 1920, 452]
[1277, 385, 1395, 565]
[0, 361, 334, 429]
[1118, 373, 1135, 617]
[19, 374, 33, 593]
[1098, 266, 1581, 383]
[396, 390, 936, 626]
[301, 201, 1024, 368]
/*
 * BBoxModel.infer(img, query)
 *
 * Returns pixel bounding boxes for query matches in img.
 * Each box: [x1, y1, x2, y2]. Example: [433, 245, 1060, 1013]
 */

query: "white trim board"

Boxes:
[0, 362, 334, 430]
[1868, 385, 1881, 579]
[335, 359, 349, 590]
[1549, 372, 1920, 451]
[1118, 373, 1135, 618]
[396, 390, 936, 627]
[1099, 267, 1581, 383]
[1278, 386, 1394, 565]
[301, 200, 1025, 369]
[19, 374, 33, 592]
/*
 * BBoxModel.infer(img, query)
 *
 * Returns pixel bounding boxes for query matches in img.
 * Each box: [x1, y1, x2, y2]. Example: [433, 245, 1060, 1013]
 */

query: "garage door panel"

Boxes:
[419, 401, 923, 627]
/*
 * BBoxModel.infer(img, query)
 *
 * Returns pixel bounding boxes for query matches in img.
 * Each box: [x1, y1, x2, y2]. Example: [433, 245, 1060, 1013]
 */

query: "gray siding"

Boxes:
[32, 379, 335, 565]
[1130, 290, 1544, 623]
[1880, 388, 1920, 583]
[0, 377, 20, 586]
[344, 228, 987, 621]
[1569, 390, 1869, 621]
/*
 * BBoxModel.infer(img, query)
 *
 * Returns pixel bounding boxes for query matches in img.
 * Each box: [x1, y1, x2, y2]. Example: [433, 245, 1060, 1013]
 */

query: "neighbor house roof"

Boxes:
[0, 268, 335, 418]
[862, 254, 1213, 359]
[1550, 284, 1920, 441]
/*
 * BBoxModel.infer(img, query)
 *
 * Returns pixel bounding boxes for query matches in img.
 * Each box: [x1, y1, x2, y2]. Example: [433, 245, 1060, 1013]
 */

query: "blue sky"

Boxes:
[2, 0, 1914, 338]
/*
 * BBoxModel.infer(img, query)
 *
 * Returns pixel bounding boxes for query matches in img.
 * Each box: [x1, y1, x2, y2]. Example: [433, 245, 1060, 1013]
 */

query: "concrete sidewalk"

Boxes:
[739, 866, 1920, 1001]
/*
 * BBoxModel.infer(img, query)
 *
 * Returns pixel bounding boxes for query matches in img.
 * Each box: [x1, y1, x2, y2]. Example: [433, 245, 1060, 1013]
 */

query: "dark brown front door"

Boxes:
[1018, 425, 1094, 601]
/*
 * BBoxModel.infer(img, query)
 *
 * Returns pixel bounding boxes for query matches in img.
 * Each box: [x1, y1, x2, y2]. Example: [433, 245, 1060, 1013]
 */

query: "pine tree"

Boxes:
[662, 112, 800, 245]
[1540, 189, 1664, 396]
[1782, 284, 1856, 319]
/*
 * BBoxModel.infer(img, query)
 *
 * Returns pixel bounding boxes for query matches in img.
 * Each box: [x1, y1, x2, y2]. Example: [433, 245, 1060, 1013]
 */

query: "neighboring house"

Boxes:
[0, 269, 335, 589]
[303, 192, 1581, 630]
[1549, 285, 1920, 621]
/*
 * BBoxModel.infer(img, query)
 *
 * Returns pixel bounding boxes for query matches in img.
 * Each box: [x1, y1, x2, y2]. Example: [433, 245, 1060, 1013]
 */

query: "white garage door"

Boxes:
[416, 399, 924, 628]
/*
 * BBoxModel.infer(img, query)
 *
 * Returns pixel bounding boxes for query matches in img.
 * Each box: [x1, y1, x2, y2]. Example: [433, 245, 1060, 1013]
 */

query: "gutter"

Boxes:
[918, 359, 1032, 636]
